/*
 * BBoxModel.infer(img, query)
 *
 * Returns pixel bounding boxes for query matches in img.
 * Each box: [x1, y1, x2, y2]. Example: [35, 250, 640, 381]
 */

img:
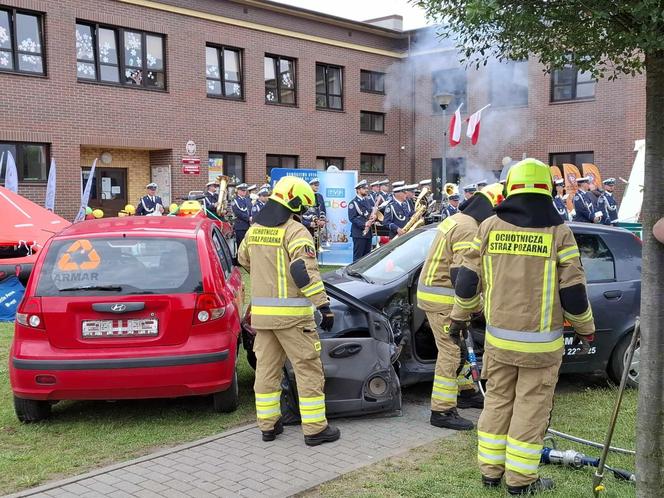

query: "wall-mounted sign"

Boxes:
[182, 156, 201, 175]
[185, 140, 197, 156]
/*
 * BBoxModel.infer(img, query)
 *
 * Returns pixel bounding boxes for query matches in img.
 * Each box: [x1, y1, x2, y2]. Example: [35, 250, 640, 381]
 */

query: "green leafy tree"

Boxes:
[414, 1, 663, 495]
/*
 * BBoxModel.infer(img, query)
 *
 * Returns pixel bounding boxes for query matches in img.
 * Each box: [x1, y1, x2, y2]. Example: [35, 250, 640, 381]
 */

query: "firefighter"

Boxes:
[232, 183, 252, 248]
[602, 178, 619, 224]
[451, 159, 595, 494]
[238, 176, 340, 446]
[136, 183, 164, 216]
[418, 183, 504, 431]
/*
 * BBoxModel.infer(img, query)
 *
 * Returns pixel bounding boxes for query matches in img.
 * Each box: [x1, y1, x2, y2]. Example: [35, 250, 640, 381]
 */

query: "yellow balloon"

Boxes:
[124, 204, 136, 215]
[92, 209, 104, 219]
[169, 203, 179, 214]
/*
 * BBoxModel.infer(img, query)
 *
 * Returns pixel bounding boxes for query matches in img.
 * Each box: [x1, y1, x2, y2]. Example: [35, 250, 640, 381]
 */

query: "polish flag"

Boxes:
[466, 104, 491, 145]
[449, 104, 463, 147]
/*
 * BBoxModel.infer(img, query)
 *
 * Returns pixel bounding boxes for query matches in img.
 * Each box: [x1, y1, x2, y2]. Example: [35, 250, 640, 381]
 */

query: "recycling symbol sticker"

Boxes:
[57, 239, 101, 271]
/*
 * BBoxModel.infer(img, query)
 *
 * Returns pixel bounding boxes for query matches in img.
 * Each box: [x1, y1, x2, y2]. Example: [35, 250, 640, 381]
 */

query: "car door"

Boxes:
[282, 283, 401, 420]
[211, 228, 243, 316]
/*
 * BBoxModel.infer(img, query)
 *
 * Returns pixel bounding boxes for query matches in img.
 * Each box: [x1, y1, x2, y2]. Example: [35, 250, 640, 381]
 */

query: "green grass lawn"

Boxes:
[310, 385, 637, 498]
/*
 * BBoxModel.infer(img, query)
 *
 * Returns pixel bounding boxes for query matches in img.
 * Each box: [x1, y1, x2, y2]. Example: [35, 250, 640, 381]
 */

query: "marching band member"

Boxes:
[383, 185, 412, 238]
[251, 186, 270, 221]
[348, 180, 373, 261]
[204, 180, 220, 218]
[232, 183, 252, 247]
[458, 184, 477, 211]
[136, 183, 164, 216]
[441, 193, 460, 220]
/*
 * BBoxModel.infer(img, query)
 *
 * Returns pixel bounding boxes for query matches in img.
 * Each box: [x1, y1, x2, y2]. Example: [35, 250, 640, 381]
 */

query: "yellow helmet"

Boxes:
[124, 204, 136, 215]
[505, 158, 553, 198]
[269, 176, 315, 212]
[476, 183, 505, 207]
[92, 209, 104, 219]
[169, 203, 179, 214]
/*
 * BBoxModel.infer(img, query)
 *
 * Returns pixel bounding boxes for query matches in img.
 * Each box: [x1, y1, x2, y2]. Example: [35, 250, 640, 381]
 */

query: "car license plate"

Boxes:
[82, 319, 158, 338]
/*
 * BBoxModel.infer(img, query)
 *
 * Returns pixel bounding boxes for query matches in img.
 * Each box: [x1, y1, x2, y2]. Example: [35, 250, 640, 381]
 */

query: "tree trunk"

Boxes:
[636, 52, 664, 497]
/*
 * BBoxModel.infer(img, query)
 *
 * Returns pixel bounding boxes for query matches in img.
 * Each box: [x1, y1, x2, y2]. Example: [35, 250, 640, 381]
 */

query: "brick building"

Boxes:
[0, 0, 645, 219]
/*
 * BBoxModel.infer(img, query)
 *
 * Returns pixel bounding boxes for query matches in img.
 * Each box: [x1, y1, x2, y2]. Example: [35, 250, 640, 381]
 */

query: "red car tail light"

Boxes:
[16, 297, 44, 330]
[194, 293, 226, 324]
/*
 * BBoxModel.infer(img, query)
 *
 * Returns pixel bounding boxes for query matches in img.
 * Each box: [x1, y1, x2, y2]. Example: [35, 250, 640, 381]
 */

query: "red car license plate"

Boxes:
[82, 319, 159, 338]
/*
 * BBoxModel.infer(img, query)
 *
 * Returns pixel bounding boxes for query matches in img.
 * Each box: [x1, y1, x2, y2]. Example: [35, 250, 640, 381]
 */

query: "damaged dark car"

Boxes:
[241, 222, 641, 419]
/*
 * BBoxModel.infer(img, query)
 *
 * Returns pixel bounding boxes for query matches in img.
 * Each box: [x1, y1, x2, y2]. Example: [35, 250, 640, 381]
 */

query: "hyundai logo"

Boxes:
[111, 304, 127, 312]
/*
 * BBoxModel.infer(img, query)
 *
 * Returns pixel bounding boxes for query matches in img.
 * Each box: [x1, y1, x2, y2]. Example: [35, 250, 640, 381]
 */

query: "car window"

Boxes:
[212, 229, 232, 278]
[347, 228, 437, 283]
[218, 231, 235, 271]
[573, 233, 616, 282]
[36, 237, 202, 296]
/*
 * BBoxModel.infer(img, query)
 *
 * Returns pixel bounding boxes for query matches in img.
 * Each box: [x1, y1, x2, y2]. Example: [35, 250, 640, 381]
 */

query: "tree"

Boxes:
[414, 1, 664, 495]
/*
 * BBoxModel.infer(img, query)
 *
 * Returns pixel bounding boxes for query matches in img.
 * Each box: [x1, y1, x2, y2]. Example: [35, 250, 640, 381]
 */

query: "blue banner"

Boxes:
[270, 168, 358, 266]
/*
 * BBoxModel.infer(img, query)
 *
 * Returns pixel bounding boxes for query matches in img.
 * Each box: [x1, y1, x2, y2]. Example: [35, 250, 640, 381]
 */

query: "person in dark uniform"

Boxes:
[458, 184, 477, 211]
[390, 180, 405, 204]
[369, 180, 382, 205]
[383, 186, 412, 237]
[136, 183, 164, 216]
[309, 178, 327, 219]
[476, 179, 488, 190]
[553, 179, 569, 221]
[348, 180, 373, 262]
[204, 180, 220, 218]
[440, 193, 460, 220]
[603, 178, 619, 224]
[379, 179, 391, 204]
[404, 184, 418, 215]
[573, 177, 598, 223]
[251, 186, 270, 221]
[232, 183, 252, 247]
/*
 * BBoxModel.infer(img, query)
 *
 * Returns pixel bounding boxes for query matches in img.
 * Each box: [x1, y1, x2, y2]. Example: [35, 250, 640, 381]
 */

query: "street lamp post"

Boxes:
[434, 93, 454, 201]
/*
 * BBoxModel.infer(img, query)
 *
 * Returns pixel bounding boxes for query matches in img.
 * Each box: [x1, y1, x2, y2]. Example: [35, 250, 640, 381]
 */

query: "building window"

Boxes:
[75, 22, 166, 89]
[360, 111, 385, 133]
[266, 154, 298, 174]
[549, 151, 594, 167]
[490, 60, 528, 107]
[0, 142, 49, 182]
[0, 7, 45, 75]
[360, 154, 385, 174]
[432, 68, 466, 112]
[265, 54, 296, 105]
[551, 64, 595, 102]
[360, 70, 385, 94]
[208, 152, 245, 184]
[316, 63, 343, 110]
[316, 157, 344, 170]
[206, 45, 242, 99]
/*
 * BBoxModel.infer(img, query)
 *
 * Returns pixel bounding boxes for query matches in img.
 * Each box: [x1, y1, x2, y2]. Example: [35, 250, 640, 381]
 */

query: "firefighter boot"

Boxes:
[261, 418, 284, 442]
[457, 389, 484, 409]
[507, 478, 555, 495]
[482, 475, 502, 488]
[430, 408, 474, 430]
[304, 424, 341, 446]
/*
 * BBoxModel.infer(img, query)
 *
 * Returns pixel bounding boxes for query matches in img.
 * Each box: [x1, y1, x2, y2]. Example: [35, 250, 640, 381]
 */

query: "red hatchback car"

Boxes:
[9, 216, 244, 422]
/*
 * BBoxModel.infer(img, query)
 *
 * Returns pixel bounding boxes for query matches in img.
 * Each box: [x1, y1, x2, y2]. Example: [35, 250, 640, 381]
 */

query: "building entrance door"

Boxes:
[82, 167, 128, 216]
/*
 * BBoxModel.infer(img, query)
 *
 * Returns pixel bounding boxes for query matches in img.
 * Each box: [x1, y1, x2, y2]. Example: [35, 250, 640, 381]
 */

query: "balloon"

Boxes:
[85, 206, 93, 215]
[92, 209, 104, 219]
[169, 203, 179, 214]
[124, 204, 136, 215]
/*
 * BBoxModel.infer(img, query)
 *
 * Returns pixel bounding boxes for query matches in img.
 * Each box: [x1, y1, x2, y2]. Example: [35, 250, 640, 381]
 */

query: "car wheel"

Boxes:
[608, 332, 640, 389]
[212, 365, 239, 413]
[246, 349, 257, 370]
[14, 395, 51, 423]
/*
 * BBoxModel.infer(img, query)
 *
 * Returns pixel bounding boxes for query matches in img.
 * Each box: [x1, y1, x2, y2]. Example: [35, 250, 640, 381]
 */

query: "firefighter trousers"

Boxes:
[477, 353, 562, 487]
[426, 309, 475, 412]
[253, 322, 328, 436]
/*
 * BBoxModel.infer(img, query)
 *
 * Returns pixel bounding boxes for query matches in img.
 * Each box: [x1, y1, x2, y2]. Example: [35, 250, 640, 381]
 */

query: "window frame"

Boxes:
[208, 151, 245, 184]
[316, 156, 345, 170]
[549, 151, 594, 168]
[264, 53, 297, 106]
[489, 59, 528, 108]
[205, 44, 243, 100]
[431, 68, 467, 113]
[0, 6, 46, 76]
[0, 141, 50, 183]
[360, 69, 385, 94]
[550, 64, 596, 102]
[360, 153, 385, 174]
[75, 20, 167, 91]
[360, 111, 385, 133]
[573, 233, 616, 283]
[315, 62, 343, 110]
[266, 154, 299, 174]
[211, 227, 232, 278]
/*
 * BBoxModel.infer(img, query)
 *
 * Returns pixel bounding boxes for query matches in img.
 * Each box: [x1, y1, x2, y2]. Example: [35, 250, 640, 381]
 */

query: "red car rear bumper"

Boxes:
[10, 335, 236, 401]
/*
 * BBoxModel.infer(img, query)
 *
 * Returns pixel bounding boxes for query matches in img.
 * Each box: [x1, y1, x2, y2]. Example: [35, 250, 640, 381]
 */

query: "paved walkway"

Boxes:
[7, 392, 480, 498]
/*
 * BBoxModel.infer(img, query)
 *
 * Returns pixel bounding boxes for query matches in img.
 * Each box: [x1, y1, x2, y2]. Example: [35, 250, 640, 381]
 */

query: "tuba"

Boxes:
[215, 175, 229, 218]
[396, 186, 430, 238]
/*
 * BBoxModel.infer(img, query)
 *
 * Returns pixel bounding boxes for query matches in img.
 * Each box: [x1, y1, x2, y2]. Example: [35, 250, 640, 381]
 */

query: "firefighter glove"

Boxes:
[469, 311, 485, 330]
[448, 319, 468, 341]
[318, 304, 335, 331]
[573, 333, 595, 355]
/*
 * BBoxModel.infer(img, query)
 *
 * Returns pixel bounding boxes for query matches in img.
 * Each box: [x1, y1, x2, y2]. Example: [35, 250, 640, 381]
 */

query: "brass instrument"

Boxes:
[215, 175, 230, 218]
[395, 186, 430, 238]
[363, 206, 379, 236]
[444, 182, 459, 196]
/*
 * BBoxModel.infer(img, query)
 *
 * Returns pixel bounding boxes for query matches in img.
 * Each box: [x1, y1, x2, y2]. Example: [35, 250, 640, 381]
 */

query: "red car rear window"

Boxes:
[36, 237, 203, 296]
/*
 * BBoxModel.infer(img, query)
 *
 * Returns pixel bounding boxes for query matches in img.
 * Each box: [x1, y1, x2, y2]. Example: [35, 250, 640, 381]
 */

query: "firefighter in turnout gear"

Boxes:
[238, 176, 341, 447]
[451, 159, 595, 495]
[418, 184, 503, 431]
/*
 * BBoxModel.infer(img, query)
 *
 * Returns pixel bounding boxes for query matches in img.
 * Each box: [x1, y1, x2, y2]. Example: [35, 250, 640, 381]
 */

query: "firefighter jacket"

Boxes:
[238, 216, 329, 330]
[451, 215, 595, 368]
[417, 213, 481, 313]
